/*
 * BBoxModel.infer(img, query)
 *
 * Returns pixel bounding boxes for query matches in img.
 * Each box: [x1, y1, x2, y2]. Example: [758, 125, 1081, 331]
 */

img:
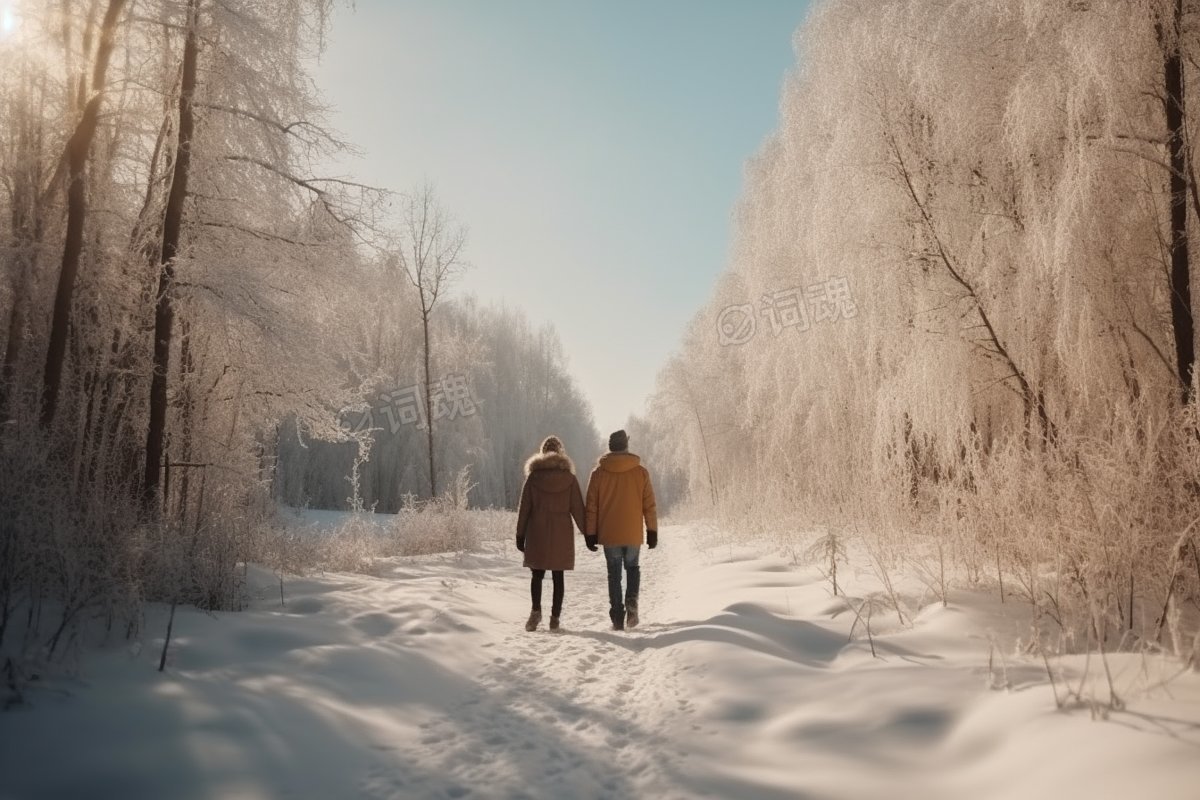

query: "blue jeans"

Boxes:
[604, 546, 640, 619]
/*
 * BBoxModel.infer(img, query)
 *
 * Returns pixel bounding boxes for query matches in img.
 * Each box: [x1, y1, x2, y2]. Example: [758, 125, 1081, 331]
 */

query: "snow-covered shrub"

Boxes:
[0, 425, 146, 662]
[383, 469, 480, 557]
[384, 504, 479, 557]
[320, 514, 386, 573]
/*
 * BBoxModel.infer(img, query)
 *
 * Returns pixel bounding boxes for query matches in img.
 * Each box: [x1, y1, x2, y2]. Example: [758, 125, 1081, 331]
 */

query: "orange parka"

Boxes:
[584, 452, 657, 547]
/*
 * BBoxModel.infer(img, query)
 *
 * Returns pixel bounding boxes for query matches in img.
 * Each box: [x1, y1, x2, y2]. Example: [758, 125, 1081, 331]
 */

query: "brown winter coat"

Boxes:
[585, 452, 658, 547]
[516, 451, 586, 571]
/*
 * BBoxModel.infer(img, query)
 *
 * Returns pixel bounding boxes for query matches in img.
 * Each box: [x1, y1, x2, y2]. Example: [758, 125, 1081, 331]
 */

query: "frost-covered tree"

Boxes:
[39, 0, 128, 429]
[0, 0, 390, 652]
[394, 184, 467, 499]
[654, 0, 1200, 647]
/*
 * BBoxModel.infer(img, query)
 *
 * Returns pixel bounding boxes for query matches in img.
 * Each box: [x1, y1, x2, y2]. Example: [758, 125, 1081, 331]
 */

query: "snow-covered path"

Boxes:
[362, 541, 692, 799]
[3, 522, 1200, 800]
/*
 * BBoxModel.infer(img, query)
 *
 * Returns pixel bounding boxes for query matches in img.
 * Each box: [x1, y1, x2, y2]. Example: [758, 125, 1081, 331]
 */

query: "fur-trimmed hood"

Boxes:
[525, 451, 576, 476]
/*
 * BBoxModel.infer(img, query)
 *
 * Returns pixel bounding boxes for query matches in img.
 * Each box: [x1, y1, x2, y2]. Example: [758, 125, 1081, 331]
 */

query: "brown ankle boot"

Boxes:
[525, 610, 542, 631]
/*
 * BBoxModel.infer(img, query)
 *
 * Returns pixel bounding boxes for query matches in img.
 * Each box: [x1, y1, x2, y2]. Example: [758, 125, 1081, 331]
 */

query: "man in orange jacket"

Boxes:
[584, 429, 658, 631]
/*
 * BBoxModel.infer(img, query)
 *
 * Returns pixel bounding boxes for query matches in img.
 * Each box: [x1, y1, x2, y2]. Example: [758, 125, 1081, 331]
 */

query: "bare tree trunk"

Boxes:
[1165, 0, 1195, 404]
[85, 327, 123, 487]
[40, 0, 127, 429]
[397, 185, 466, 499]
[679, 374, 718, 506]
[144, 0, 198, 508]
[3, 64, 55, 421]
[694, 405, 718, 507]
[422, 307, 436, 498]
[158, 600, 177, 672]
[0, 261, 31, 418]
[175, 317, 196, 522]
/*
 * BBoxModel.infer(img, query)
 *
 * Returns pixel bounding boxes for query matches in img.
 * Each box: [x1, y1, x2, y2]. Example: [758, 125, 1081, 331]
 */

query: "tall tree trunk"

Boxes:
[2, 65, 49, 420]
[1, 259, 31, 419]
[40, 0, 127, 428]
[678, 370, 717, 506]
[144, 0, 198, 508]
[175, 317, 196, 522]
[1166, 0, 1195, 404]
[422, 308, 437, 498]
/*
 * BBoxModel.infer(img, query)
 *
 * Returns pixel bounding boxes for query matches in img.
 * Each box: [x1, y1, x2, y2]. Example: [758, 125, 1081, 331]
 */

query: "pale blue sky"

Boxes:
[314, 0, 812, 430]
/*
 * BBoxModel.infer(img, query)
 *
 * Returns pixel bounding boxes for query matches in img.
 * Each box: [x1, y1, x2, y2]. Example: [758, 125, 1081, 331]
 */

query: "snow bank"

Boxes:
[1, 521, 1197, 799]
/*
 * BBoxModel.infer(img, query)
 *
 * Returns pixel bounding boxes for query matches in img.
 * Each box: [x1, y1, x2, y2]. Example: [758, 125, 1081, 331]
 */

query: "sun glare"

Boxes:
[1, 7, 18, 40]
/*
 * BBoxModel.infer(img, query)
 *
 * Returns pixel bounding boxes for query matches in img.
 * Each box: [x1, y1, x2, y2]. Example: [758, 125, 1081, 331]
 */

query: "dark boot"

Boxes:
[625, 602, 639, 630]
[610, 607, 625, 631]
[525, 609, 542, 632]
[549, 615, 561, 631]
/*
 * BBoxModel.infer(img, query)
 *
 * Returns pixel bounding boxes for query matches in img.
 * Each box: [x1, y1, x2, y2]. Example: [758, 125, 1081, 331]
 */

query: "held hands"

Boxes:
[585, 534, 599, 552]
[646, 530, 658, 549]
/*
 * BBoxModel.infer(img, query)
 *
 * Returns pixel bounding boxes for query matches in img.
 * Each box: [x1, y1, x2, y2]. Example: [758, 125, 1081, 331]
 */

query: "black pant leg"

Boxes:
[530, 569, 545, 610]
[551, 570, 564, 617]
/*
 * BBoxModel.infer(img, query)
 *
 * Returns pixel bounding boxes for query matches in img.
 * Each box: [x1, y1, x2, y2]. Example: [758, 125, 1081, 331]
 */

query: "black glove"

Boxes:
[646, 530, 658, 549]
[585, 534, 599, 552]
[516, 535, 525, 552]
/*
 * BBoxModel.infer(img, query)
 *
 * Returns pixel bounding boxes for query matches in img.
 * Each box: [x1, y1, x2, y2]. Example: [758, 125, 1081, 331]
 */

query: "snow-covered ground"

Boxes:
[2, 519, 1199, 799]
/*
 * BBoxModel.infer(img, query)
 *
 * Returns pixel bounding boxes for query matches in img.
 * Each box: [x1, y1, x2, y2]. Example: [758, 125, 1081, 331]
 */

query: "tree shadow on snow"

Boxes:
[571, 602, 937, 667]
[0, 624, 645, 799]
[1103, 709, 1200, 749]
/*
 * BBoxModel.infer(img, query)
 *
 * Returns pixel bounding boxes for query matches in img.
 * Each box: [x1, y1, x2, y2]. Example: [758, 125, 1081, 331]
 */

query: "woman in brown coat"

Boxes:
[515, 436, 586, 631]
